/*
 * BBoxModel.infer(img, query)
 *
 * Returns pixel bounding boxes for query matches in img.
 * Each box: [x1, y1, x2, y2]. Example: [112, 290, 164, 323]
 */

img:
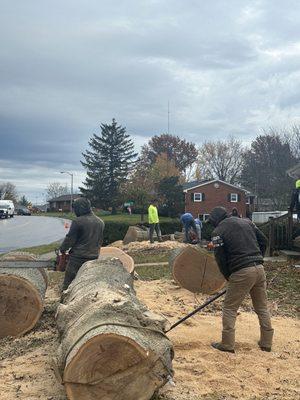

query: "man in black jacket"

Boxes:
[209, 207, 273, 353]
[60, 197, 104, 290]
[289, 179, 300, 220]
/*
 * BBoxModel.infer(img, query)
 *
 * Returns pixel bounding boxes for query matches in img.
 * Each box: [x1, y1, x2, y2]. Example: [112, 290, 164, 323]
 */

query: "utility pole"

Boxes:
[60, 171, 74, 212]
[167, 100, 170, 134]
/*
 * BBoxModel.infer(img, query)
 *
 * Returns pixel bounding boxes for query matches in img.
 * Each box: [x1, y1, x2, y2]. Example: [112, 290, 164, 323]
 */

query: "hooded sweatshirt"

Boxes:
[60, 198, 105, 259]
[210, 207, 267, 279]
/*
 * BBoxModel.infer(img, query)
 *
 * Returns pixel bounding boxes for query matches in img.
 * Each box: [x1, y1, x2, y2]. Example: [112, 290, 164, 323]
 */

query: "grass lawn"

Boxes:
[11, 241, 61, 256]
[36, 212, 176, 224]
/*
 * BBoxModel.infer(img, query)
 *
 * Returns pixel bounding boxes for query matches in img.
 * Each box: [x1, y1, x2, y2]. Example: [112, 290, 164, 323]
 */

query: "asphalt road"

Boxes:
[0, 216, 71, 254]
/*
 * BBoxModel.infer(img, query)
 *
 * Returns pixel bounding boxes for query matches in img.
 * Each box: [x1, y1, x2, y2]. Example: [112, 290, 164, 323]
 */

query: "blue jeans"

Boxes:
[183, 220, 200, 243]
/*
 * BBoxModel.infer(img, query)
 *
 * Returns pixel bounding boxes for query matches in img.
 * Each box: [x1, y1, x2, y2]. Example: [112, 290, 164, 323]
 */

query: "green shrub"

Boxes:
[102, 220, 181, 245]
[103, 222, 131, 245]
[202, 222, 214, 240]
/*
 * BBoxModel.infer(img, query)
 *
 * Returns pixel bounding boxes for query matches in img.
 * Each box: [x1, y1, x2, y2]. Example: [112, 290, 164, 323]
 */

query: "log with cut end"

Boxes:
[123, 226, 173, 245]
[100, 246, 134, 274]
[123, 226, 149, 244]
[0, 252, 48, 338]
[56, 258, 174, 400]
[169, 246, 225, 294]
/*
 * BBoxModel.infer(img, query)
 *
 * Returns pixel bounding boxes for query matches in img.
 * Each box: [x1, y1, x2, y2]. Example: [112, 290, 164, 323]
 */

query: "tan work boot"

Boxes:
[259, 328, 274, 352]
[211, 342, 235, 353]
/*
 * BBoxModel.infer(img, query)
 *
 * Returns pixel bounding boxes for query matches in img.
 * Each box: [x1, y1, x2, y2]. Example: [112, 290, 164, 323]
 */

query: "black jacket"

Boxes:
[290, 189, 300, 212]
[212, 216, 267, 280]
[60, 198, 104, 259]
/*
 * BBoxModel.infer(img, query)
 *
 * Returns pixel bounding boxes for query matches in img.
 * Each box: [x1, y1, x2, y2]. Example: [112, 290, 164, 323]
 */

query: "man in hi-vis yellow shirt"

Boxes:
[148, 199, 163, 243]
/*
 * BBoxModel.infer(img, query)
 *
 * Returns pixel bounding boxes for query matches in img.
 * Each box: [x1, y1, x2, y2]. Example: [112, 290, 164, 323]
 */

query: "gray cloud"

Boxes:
[1, 0, 300, 201]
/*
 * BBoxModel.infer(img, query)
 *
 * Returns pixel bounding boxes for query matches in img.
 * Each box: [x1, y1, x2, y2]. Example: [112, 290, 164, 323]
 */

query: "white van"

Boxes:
[0, 200, 15, 219]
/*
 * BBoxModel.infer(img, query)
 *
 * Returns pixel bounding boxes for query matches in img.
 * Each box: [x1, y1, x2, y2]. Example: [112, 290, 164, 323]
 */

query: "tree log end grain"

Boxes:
[100, 247, 134, 274]
[0, 274, 43, 338]
[169, 246, 225, 294]
[64, 331, 170, 400]
[0, 252, 47, 338]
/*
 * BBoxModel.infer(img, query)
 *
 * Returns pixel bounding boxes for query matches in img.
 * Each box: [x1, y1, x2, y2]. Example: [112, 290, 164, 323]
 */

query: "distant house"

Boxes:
[183, 179, 254, 220]
[48, 194, 81, 212]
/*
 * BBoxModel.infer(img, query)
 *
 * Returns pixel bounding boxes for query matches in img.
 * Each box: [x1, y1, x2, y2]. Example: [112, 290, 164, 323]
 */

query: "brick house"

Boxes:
[48, 194, 81, 212]
[183, 179, 253, 220]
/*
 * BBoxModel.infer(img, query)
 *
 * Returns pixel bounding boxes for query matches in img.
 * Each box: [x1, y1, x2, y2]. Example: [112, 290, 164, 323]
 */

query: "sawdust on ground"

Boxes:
[111, 240, 187, 252]
[0, 274, 299, 400]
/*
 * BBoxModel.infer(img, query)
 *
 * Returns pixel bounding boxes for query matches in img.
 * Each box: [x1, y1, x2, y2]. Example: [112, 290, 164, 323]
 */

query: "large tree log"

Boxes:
[56, 258, 174, 400]
[169, 246, 225, 294]
[0, 252, 48, 338]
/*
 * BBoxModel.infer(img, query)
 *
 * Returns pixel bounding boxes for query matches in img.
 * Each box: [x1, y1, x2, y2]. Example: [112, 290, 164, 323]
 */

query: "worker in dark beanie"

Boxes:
[60, 197, 104, 290]
[208, 207, 273, 353]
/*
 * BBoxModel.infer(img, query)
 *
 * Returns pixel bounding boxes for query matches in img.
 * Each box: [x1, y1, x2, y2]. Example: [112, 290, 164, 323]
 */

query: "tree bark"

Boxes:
[56, 257, 174, 400]
[0, 252, 48, 338]
[169, 246, 225, 294]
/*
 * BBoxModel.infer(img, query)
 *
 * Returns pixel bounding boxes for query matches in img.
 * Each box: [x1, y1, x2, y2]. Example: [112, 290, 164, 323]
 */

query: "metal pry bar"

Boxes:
[166, 289, 226, 333]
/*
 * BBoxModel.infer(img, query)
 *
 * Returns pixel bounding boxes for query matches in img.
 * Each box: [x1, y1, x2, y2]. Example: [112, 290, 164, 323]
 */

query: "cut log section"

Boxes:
[0, 252, 48, 338]
[123, 226, 174, 245]
[123, 226, 149, 244]
[169, 246, 225, 294]
[56, 258, 174, 400]
[100, 246, 135, 274]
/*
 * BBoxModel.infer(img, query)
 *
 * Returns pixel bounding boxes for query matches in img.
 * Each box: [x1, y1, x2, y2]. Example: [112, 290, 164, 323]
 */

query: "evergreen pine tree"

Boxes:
[80, 119, 137, 213]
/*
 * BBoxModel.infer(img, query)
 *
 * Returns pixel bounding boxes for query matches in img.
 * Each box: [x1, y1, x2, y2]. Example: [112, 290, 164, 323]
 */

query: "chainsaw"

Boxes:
[0, 250, 69, 272]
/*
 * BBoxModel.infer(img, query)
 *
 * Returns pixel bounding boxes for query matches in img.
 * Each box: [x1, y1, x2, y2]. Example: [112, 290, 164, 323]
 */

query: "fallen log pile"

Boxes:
[56, 256, 174, 400]
[169, 245, 225, 294]
[0, 252, 48, 338]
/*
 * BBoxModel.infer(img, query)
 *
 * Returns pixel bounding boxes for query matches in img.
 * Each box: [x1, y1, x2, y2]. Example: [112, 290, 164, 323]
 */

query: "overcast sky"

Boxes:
[1, 0, 300, 203]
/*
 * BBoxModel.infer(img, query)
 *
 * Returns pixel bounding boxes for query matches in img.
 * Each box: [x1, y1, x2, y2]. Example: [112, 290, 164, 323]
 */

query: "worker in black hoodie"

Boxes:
[289, 179, 300, 220]
[60, 197, 104, 290]
[209, 207, 273, 353]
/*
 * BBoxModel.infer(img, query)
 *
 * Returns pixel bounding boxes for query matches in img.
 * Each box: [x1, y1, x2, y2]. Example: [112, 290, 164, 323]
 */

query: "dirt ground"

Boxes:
[0, 272, 299, 400]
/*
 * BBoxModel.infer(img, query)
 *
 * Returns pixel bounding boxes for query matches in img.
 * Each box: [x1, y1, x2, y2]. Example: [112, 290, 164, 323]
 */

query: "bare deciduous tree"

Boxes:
[46, 182, 69, 201]
[0, 182, 18, 203]
[282, 124, 300, 159]
[195, 137, 244, 184]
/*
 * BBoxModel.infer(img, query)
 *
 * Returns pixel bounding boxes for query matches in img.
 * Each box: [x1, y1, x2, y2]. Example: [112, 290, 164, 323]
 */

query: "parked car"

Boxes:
[0, 200, 15, 218]
[16, 207, 31, 216]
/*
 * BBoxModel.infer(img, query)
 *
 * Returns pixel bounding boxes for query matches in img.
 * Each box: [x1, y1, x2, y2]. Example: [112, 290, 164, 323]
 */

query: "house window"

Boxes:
[194, 193, 202, 202]
[230, 193, 238, 202]
[198, 214, 210, 221]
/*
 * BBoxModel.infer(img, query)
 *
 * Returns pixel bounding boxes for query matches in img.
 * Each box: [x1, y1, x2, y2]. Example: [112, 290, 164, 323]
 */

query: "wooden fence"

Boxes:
[259, 211, 293, 256]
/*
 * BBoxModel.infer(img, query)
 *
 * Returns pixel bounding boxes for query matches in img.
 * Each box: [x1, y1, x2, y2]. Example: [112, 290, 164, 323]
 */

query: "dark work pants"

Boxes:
[62, 256, 95, 290]
[149, 223, 162, 243]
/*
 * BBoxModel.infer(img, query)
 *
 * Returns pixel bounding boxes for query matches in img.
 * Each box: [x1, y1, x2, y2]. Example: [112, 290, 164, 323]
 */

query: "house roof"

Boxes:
[182, 179, 210, 190]
[287, 163, 300, 179]
[183, 179, 248, 193]
[49, 194, 81, 202]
